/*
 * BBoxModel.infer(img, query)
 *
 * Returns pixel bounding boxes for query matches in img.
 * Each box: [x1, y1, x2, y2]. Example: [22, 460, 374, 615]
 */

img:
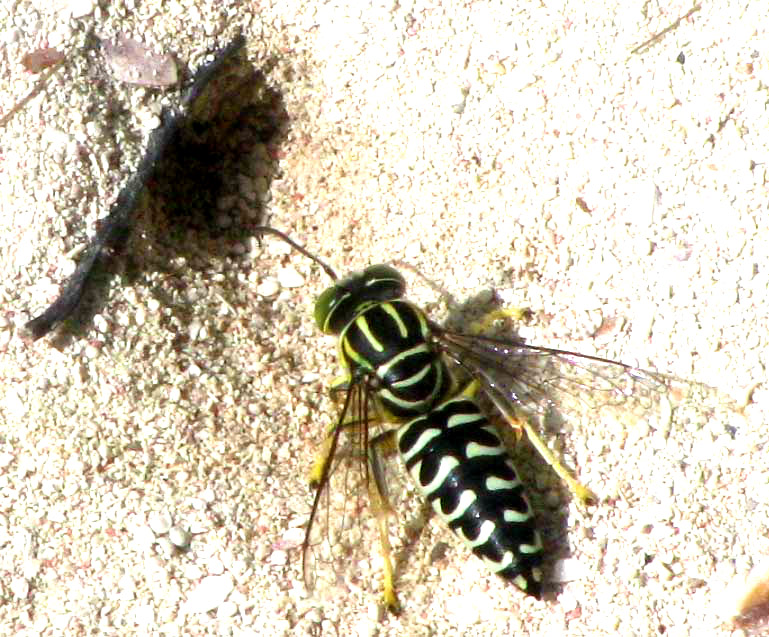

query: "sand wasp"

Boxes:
[257, 227, 669, 612]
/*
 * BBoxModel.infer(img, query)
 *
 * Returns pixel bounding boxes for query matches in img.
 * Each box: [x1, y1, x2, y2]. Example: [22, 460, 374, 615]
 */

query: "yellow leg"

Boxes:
[518, 418, 597, 505]
[368, 430, 401, 613]
[308, 431, 336, 487]
[468, 306, 530, 335]
[308, 404, 402, 612]
[462, 378, 597, 504]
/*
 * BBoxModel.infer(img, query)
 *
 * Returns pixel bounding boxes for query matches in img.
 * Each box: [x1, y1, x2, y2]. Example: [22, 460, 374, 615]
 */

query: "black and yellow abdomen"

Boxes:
[396, 395, 544, 597]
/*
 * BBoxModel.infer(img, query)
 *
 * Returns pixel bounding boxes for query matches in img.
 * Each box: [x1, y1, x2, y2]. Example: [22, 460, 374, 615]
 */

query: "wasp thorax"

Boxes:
[313, 264, 406, 334]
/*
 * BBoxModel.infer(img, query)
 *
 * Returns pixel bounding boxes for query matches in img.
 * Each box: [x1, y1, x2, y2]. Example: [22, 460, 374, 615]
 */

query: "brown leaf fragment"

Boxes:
[101, 33, 178, 87]
[575, 196, 592, 213]
[21, 47, 65, 73]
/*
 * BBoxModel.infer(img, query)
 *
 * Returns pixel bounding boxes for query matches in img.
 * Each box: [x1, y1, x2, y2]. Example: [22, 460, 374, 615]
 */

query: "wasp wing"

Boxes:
[437, 329, 673, 428]
[301, 383, 408, 605]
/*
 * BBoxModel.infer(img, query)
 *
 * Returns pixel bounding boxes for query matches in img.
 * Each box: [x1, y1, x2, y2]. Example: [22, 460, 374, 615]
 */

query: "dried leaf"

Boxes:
[101, 33, 178, 88]
[21, 47, 65, 73]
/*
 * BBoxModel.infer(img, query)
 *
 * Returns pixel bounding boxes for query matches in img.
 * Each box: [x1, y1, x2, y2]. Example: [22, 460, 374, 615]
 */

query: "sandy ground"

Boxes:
[2, 1, 768, 635]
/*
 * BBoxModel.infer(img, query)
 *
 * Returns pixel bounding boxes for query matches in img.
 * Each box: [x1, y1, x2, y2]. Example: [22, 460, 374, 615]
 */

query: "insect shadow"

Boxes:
[23, 35, 289, 346]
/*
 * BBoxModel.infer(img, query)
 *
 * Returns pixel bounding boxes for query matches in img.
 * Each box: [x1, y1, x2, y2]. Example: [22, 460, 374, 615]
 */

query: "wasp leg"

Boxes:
[307, 413, 361, 487]
[467, 306, 530, 334]
[307, 374, 356, 487]
[368, 429, 401, 614]
[517, 418, 597, 505]
[308, 430, 336, 488]
[461, 380, 598, 505]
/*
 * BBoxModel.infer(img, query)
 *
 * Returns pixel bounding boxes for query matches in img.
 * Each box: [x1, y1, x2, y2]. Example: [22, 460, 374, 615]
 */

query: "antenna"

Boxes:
[254, 226, 338, 281]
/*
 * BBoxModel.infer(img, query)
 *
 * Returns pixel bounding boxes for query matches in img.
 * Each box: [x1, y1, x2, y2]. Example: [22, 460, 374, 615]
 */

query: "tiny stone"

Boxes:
[2, 28, 21, 44]
[277, 267, 305, 288]
[140, 113, 162, 130]
[133, 524, 156, 552]
[216, 601, 238, 619]
[559, 590, 579, 612]
[169, 526, 191, 549]
[646, 558, 673, 582]
[280, 527, 304, 548]
[207, 557, 225, 576]
[404, 241, 422, 260]
[148, 510, 173, 535]
[156, 536, 176, 558]
[551, 557, 587, 583]
[67, 0, 97, 19]
[93, 314, 109, 333]
[270, 550, 288, 565]
[184, 574, 234, 614]
[10, 577, 29, 600]
[256, 277, 280, 298]
[83, 344, 100, 359]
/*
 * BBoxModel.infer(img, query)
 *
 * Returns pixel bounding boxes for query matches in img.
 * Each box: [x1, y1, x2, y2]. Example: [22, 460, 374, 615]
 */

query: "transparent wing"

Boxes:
[436, 328, 677, 428]
[301, 384, 407, 606]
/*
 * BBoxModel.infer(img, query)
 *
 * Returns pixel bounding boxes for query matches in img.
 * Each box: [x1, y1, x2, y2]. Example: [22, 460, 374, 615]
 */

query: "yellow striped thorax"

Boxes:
[314, 264, 452, 420]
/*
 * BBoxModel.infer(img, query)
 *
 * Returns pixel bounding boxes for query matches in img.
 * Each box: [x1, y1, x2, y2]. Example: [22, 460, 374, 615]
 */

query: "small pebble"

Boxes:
[148, 510, 173, 536]
[207, 557, 225, 576]
[156, 536, 176, 558]
[67, 0, 97, 19]
[216, 600, 238, 619]
[184, 574, 234, 614]
[256, 277, 280, 298]
[269, 549, 288, 565]
[551, 557, 587, 583]
[168, 526, 191, 549]
[277, 267, 305, 288]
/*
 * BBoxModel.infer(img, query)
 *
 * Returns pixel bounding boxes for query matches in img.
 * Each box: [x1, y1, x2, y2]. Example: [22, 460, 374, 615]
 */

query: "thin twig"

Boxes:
[631, 4, 701, 56]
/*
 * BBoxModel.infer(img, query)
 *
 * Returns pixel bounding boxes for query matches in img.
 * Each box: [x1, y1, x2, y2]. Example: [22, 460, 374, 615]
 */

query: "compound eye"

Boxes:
[314, 285, 342, 333]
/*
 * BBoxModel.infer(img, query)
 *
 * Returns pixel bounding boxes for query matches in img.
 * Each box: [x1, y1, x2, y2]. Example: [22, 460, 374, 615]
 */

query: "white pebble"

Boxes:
[2, 28, 21, 44]
[132, 524, 156, 552]
[66, 0, 97, 19]
[156, 536, 175, 558]
[207, 557, 225, 575]
[256, 277, 280, 298]
[184, 574, 234, 614]
[93, 314, 109, 333]
[10, 577, 29, 600]
[280, 527, 305, 548]
[83, 344, 100, 359]
[133, 603, 155, 627]
[216, 600, 238, 619]
[277, 267, 305, 288]
[551, 557, 587, 583]
[169, 526, 191, 549]
[269, 549, 288, 565]
[148, 510, 172, 535]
